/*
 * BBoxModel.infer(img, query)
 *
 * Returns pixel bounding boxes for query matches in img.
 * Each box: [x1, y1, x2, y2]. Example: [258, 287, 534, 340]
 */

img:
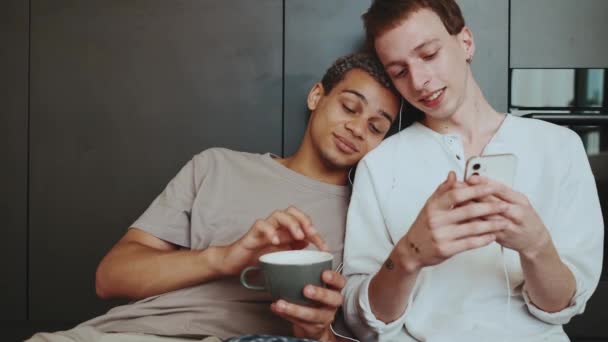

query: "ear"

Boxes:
[458, 26, 475, 63]
[307, 82, 325, 111]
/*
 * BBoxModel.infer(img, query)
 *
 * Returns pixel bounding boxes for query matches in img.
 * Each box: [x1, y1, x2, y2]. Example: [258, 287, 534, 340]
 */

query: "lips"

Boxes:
[419, 87, 446, 108]
[333, 134, 359, 154]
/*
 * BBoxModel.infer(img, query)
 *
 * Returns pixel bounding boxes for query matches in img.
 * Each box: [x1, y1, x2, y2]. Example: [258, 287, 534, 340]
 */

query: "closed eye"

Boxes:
[342, 104, 355, 114]
[423, 49, 440, 61]
[392, 68, 407, 78]
[369, 123, 382, 134]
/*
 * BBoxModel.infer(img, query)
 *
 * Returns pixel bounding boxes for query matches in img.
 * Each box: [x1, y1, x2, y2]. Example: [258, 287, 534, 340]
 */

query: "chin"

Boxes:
[424, 102, 459, 121]
[414, 94, 458, 120]
[328, 157, 355, 170]
[322, 151, 356, 170]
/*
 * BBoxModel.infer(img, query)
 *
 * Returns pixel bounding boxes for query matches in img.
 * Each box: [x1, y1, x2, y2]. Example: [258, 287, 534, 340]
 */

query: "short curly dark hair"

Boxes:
[320, 52, 399, 98]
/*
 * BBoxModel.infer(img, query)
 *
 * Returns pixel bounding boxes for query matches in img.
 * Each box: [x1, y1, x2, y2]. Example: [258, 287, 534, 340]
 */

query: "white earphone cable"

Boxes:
[398, 97, 404, 131]
[501, 246, 512, 341]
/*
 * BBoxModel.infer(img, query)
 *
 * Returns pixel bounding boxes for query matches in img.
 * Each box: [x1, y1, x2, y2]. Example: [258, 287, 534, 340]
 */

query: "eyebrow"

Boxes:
[384, 38, 441, 68]
[378, 111, 395, 124]
[341, 89, 395, 124]
[342, 89, 368, 104]
[414, 38, 440, 52]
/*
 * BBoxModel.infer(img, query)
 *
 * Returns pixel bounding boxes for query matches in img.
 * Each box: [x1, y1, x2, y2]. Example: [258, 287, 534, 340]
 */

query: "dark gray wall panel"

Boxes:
[460, 0, 509, 113]
[0, 0, 28, 320]
[511, 0, 608, 68]
[29, 0, 282, 320]
[284, 0, 371, 156]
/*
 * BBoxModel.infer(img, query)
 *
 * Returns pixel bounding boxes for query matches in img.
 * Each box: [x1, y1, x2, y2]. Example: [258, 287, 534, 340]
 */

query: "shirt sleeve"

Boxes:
[131, 152, 209, 248]
[342, 159, 410, 341]
[522, 132, 604, 324]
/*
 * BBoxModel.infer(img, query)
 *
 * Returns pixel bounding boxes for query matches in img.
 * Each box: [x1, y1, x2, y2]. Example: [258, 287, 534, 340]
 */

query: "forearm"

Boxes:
[96, 242, 227, 300]
[369, 245, 420, 323]
[520, 240, 576, 313]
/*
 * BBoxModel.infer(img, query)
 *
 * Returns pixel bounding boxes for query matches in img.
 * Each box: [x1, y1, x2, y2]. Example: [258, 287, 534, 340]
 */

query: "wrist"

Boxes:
[520, 231, 553, 262]
[202, 245, 231, 277]
[394, 237, 422, 274]
[317, 328, 336, 342]
[294, 326, 335, 342]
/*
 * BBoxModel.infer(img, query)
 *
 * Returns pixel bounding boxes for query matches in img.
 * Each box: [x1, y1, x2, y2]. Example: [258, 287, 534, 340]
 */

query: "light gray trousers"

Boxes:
[26, 326, 222, 342]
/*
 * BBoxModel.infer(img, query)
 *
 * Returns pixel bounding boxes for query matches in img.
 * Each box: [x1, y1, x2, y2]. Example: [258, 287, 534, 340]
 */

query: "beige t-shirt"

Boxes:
[81, 148, 351, 339]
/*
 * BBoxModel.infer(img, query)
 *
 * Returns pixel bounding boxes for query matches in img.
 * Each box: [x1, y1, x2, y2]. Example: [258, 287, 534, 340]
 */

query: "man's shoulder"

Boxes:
[507, 114, 580, 145]
[363, 124, 424, 164]
[192, 147, 266, 166]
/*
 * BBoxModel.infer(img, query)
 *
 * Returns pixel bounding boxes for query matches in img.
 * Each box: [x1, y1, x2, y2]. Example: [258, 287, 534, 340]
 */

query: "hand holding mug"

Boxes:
[272, 270, 345, 342]
[239, 250, 339, 342]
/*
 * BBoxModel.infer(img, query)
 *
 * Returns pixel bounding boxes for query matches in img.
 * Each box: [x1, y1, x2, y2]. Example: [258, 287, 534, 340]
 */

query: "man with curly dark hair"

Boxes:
[28, 52, 401, 342]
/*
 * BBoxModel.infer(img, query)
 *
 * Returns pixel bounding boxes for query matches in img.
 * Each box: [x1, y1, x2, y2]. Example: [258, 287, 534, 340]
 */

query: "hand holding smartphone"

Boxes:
[464, 153, 518, 188]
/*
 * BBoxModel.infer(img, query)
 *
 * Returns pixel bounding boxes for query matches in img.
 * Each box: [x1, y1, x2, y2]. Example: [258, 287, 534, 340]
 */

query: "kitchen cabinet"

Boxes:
[511, 0, 608, 68]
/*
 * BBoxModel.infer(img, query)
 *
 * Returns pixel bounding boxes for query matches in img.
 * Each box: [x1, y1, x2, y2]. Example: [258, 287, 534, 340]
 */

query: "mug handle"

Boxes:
[240, 266, 265, 291]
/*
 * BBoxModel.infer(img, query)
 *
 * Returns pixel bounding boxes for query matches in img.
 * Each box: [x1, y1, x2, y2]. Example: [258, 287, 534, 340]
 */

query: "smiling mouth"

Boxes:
[333, 134, 358, 154]
[420, 88, 445, 103]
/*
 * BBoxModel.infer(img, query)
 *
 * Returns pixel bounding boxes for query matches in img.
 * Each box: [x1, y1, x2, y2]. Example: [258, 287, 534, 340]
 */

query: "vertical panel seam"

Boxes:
[26, 0, 31, 321]
[507, 0, 511, 112]
[281, 0, 286, 157]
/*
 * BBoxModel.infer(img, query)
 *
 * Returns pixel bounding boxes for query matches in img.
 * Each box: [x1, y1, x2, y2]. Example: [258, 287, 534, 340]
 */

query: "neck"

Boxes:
[423, 70, 503, 144]
[276, 137, 349, 186]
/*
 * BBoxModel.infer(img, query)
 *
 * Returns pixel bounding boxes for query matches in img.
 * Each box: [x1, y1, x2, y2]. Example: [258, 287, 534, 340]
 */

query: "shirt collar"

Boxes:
[411, 114, 512, 155]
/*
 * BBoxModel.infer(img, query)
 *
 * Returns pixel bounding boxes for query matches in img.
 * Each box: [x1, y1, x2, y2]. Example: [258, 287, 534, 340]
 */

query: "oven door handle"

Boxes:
[522, 113, 608, 125]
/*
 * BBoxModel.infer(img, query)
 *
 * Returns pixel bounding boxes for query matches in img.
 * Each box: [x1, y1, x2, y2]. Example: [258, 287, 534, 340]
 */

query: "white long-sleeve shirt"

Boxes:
[342, 115, 604, 342]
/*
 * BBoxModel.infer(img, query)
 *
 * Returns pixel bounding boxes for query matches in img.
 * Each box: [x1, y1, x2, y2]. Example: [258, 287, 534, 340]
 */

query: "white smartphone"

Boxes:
[464, 153, 518, 188]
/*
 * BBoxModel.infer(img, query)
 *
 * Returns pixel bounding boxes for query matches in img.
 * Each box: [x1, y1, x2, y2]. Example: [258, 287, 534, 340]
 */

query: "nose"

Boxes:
[409, 63, 431, 92]
[345, 117, 366, 139]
